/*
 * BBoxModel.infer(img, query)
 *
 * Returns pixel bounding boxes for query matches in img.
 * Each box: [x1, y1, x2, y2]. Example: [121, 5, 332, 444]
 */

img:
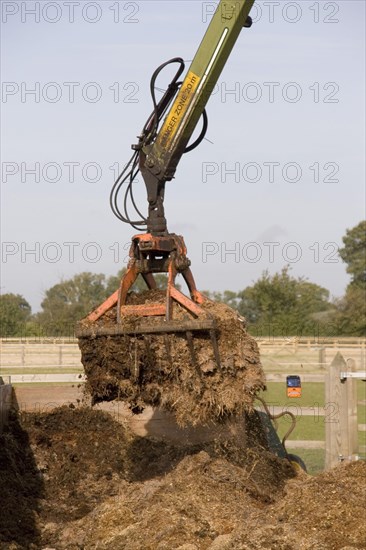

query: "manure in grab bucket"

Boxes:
[77, 290, 265, 427]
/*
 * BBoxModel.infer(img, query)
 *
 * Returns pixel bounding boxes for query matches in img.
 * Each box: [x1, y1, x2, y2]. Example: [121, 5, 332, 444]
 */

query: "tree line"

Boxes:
[1, 221, 365, 338]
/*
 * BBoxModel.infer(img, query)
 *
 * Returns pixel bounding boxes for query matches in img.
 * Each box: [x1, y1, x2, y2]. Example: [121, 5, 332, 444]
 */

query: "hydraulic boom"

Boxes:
[139, 0, 254, 234]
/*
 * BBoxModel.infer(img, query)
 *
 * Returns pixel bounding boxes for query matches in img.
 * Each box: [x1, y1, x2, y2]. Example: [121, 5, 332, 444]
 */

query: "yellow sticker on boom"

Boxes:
[157, 71, 200, 151]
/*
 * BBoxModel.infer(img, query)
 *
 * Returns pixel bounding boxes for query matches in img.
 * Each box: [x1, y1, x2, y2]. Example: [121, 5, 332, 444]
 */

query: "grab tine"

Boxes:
[210, 329, 222, 373]
[186, 331, 202, 379]
[132, 335, 140, 383]
[144, 335, 153, 363]
[164, 333, 173, 368]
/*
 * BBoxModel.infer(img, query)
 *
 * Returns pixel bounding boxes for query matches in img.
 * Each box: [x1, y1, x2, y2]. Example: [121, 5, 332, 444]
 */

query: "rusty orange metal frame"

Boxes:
[87, 289, 119, 323]
[86, 232, 208, 324]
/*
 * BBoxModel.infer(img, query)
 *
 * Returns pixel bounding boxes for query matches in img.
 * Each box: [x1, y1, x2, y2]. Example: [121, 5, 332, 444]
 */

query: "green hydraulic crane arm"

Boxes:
[144, 0, 255, 182]
[138, 0, 255, 234]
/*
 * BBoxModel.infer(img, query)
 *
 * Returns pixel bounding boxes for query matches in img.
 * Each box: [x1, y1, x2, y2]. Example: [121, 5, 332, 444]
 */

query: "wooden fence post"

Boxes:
[319, 347, 326, 368]
[346, 358, 358, 459]
[325, 352, 359, 469]
[325, 352, 342, 469]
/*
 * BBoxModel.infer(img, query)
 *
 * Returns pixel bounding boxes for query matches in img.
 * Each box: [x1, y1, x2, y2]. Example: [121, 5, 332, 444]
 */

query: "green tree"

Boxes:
[338, 220, 366, 288]
[332, 222, 366, 336]
[333, 286, 366, 336]
[203, 289, 240, 310]
[35, 273, 107, 335]
[0, 293, 32, 337]
[236, 267, 332, 337]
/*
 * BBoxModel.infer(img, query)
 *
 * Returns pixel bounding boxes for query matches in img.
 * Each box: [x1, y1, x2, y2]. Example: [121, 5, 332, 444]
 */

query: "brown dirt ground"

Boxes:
[1, 406, 365, 550]
[77, 291, 265, 426]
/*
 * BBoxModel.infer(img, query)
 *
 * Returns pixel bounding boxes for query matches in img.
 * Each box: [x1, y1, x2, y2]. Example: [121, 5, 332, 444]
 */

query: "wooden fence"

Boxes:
[1, 336, 365, 369]
[2, 335, 366, 347]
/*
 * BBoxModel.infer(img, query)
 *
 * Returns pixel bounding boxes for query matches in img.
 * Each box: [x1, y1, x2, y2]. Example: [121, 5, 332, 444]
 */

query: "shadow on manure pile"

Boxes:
[0, 408, 44, 548]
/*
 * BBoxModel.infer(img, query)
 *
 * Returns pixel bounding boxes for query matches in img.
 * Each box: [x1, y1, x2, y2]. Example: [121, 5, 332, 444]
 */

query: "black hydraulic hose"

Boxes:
[110, 57, 209, 228]
[144, 57, 185, 142]
[184, 108, 208, 153]
[256, 395, 297, 451]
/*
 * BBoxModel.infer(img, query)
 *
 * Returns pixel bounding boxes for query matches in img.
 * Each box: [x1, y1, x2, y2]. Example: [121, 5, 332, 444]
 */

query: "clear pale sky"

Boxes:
[1, 0, 365, 311]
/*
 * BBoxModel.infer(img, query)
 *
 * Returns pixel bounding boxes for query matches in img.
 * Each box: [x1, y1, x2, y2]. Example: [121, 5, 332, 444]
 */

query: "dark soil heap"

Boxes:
[77, 292, 265, 426]
[1, 406, 366, 550]
[0, 409, 43, 548]
[0, 406, 293, 549]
